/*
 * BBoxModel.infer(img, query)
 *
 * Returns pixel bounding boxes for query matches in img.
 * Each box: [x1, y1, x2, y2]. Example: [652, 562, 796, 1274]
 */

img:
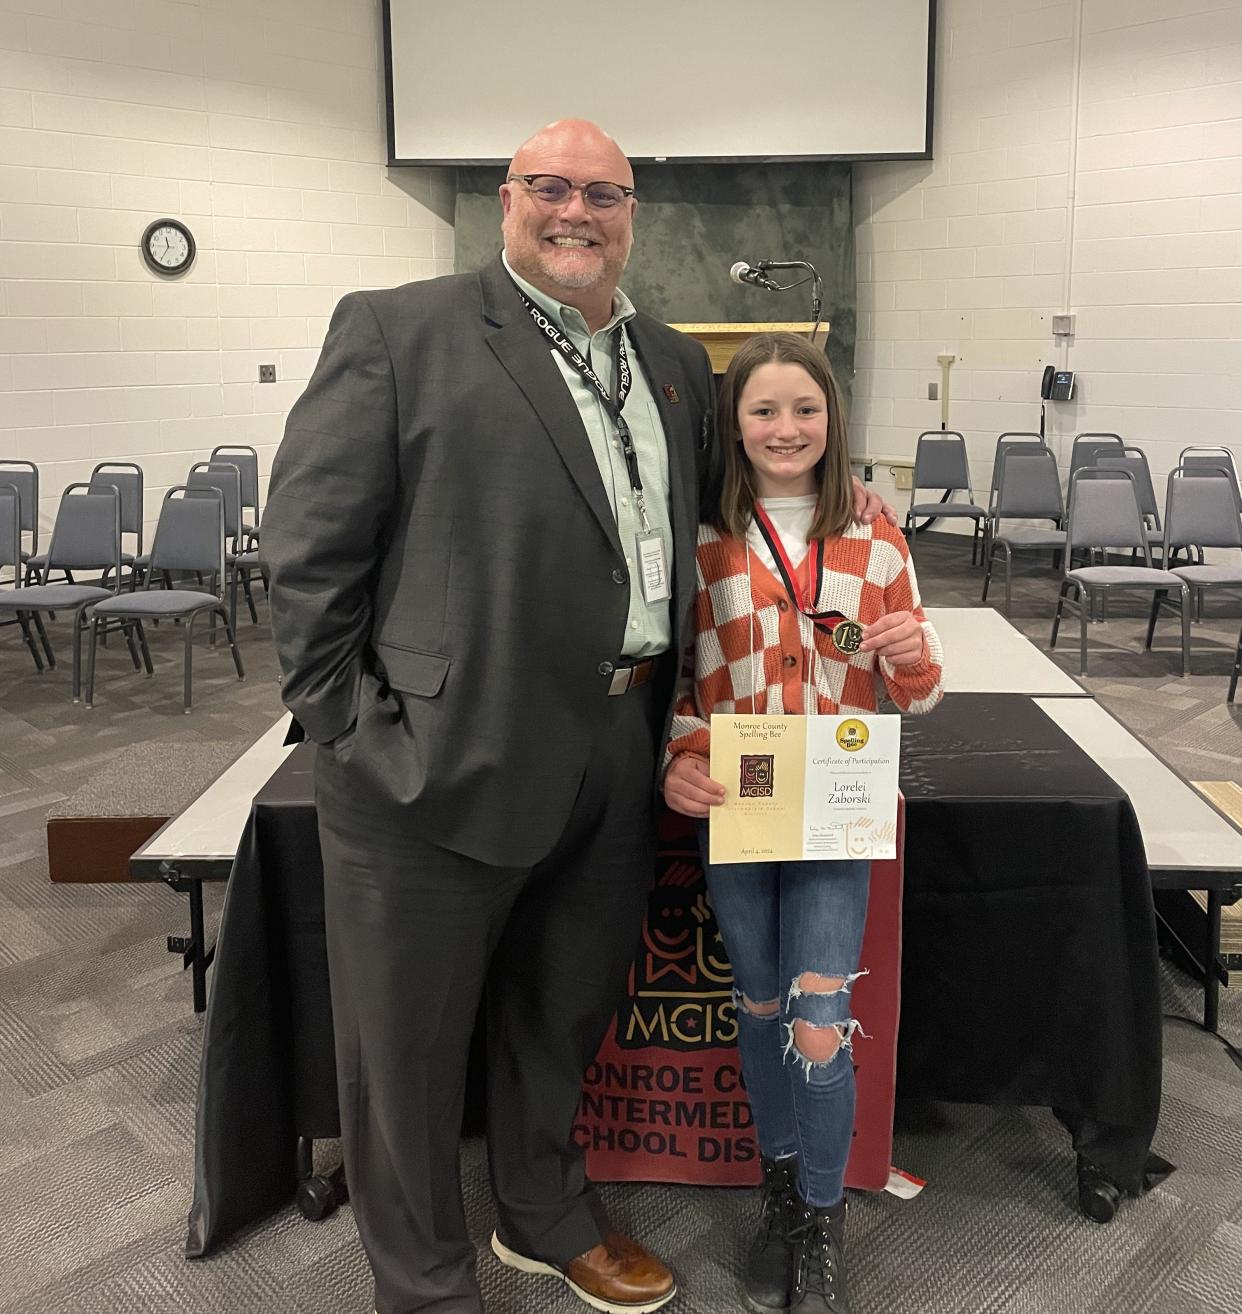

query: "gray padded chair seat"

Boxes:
[229, 550, 261, 567]
[996, 526, 1065, 546]
[1066, 566, 1184, 586]
[1170, 564, 1242, 585]
[0, 584, 110, 609]
[93, 589, 219, 616]
[909, 502, 985, 518]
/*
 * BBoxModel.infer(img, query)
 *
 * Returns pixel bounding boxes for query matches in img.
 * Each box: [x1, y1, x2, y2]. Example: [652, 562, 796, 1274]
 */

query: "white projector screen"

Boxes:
[384, 0, 935, 165]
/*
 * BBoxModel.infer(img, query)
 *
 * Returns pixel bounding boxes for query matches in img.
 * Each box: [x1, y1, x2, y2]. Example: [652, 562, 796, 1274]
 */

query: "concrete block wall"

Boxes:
[852, 0, 1242, 526]
[0, 0, 454, 546]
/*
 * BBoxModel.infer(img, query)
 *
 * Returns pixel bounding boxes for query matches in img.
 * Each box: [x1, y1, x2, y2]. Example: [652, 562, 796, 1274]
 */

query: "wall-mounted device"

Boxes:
[1040, 365, 1076, 401]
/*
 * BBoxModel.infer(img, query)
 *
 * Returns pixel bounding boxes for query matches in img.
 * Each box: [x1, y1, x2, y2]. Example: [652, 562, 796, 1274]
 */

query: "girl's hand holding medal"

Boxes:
[859, 610, 925, 667]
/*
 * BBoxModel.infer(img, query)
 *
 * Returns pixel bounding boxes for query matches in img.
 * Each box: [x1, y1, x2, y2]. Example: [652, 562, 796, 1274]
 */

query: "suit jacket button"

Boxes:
[598, 661, 615, 677]
[612, 568, 627, 585]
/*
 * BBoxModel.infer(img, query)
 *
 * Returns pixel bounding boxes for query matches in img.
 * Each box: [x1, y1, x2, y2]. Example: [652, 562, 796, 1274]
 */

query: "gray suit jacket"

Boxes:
[262, 257, 715, 865]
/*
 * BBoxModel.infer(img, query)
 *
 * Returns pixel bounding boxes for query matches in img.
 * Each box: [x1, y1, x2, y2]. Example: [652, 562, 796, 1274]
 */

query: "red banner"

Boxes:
[576, 801, 904, 1191]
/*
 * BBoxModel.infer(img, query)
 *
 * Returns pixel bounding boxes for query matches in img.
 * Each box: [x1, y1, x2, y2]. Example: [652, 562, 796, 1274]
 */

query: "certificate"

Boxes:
[708, 713, 901, 865]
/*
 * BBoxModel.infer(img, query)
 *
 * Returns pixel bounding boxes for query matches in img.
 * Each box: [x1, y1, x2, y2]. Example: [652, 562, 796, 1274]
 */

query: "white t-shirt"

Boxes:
[747, 495, 817, 579]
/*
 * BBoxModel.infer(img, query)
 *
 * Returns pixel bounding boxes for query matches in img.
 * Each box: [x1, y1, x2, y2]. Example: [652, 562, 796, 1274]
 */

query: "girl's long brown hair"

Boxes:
[707, 332, 852, 544]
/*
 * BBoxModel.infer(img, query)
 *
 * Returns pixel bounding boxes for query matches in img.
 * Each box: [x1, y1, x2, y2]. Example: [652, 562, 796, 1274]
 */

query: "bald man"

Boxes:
[263, 119, 889, 1314]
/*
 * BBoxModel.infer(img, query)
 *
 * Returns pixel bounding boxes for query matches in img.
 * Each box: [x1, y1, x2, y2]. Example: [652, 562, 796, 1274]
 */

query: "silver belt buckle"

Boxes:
[608, 666, 632, 696]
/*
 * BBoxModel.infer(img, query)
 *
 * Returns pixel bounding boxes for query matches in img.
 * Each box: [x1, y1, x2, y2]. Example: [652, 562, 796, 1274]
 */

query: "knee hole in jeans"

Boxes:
[738, 991, 781, 1018]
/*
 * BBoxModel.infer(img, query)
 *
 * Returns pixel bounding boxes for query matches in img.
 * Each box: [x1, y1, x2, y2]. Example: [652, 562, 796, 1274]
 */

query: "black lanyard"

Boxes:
[516, 290, 649, 524]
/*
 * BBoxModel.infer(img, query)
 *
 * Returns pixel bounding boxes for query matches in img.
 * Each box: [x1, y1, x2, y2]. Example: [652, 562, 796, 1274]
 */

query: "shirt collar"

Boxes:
[502, 252, 636, 338]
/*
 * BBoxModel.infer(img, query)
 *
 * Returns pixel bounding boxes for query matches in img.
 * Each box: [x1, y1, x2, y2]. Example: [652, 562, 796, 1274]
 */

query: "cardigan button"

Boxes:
[777, 598, 789, 611]
[783, 654, 797, 668]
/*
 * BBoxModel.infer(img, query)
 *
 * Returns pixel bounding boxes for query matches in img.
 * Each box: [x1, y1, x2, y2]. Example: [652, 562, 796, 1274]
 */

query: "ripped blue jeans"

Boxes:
[699, 827, 870, 1208]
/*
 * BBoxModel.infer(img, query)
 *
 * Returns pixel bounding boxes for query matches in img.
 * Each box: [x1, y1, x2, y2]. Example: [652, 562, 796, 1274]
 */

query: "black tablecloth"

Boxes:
[186, 693, 1167, 1256]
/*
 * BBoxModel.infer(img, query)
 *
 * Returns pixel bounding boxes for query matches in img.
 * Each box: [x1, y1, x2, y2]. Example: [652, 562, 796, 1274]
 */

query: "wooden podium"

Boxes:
[668, 321, 830, 374]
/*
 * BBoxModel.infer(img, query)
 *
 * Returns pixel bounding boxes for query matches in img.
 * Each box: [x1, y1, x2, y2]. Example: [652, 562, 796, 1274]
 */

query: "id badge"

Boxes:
[636, 530, 670, 604]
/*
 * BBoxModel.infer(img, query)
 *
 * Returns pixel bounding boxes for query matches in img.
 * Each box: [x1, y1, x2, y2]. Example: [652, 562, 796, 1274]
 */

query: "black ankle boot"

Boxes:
[744, 1154, 800, 1312]
[791, 1197, 851, 1313]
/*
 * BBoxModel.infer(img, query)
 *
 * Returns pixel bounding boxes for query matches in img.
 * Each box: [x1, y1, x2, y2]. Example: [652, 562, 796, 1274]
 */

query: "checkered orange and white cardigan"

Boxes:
[664, 518, 945, 771]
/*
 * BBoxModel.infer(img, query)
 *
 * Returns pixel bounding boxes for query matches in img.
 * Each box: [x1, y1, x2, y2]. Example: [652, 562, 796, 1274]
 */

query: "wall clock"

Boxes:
[141, 218, 195, 276]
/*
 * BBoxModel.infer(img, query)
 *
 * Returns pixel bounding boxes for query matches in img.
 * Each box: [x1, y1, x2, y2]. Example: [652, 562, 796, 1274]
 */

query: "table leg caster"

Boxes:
[1076, 1156, 1121, 1224]
[295, 1164, 348, 1221]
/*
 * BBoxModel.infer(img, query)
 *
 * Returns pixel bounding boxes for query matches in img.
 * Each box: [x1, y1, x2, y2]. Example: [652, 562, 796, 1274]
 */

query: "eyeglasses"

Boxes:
[507, 174, 635, 211]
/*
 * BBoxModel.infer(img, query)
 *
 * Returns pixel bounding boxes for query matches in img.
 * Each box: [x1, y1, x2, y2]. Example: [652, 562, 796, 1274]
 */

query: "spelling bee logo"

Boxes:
[739, 755, 774, 797]
[836, 720, 869, 752]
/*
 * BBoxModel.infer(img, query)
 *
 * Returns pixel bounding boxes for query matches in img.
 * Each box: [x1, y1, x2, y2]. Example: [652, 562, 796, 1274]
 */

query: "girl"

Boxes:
[663, 333, 943, 1314]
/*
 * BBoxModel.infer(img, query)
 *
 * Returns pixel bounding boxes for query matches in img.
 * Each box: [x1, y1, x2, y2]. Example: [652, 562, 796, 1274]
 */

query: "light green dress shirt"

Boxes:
[503, 254, 673, 659]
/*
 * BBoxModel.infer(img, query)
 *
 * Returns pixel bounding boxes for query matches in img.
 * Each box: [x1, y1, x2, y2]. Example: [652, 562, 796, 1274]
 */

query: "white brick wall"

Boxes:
[0, 0, 455, 545]
[853, 0, 1242, 525]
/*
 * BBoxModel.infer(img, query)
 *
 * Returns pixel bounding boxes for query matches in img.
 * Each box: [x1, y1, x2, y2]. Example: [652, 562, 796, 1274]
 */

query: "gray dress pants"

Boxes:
[314, 678, 660, 1314]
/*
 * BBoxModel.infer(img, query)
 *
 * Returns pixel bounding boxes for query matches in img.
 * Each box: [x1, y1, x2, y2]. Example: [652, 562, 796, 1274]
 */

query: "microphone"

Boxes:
[730, 261, 781, 292]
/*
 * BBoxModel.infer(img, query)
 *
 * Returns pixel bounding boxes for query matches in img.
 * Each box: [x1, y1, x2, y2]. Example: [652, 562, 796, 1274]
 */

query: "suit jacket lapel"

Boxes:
[627, 317, 699, 628]
[479, 259, 622, 557]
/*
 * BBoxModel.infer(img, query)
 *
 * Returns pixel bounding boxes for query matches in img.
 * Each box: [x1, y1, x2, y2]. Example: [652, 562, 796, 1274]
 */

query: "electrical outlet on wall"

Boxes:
[927, 382, 938, 400]
[259, 364, 276, 383]
[894, 467, 914, 491]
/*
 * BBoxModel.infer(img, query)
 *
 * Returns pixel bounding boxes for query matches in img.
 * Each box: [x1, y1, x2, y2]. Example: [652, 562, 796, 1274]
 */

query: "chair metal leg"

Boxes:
[1179, 586, 1191, 677]
[16, 611, 43, 673]
[981, 546, 994, 602]
[84, 615, 100, 708]
[219, 607, 245, 680]
[32, 611, 54, 668]
[1079, 587, 1090, 675]
[1231, 626, 1242, 702]
[135, 619, 154, 675]
[183, 613, 195, 713]
[123, 620, 142, 671]
[1002, 543, 1013, 617]
[242, 570, 258, 623]
[1050, 582, 1070, 649]
[71, 605, 88, 701]
[1144, 592, 1163, 651]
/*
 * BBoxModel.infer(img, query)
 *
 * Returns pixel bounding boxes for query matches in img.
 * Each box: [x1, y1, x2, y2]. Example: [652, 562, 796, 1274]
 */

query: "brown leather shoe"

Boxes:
[491, 1229, 677, 1313]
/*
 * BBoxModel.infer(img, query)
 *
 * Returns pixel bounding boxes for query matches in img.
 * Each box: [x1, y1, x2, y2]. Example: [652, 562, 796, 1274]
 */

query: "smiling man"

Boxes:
[262, 118, 890, 1314]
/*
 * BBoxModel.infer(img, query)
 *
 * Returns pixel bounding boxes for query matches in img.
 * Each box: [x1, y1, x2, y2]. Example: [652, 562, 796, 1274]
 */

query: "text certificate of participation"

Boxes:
[708, 714, 901, 865]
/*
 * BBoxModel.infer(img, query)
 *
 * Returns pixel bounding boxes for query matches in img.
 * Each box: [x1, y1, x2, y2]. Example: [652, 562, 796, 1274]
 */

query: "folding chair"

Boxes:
[904, 431, 986, 564]
[981, 448, 1066, 617]
[1147, 467, 1242, 664]
[210, 445, 261, 546]
[0, 483, 126, 698]
[1050, 468, 1190, 676]
[1097, 448, 1163, 564]
[1067, 432, 1124, 488]
[0, 460, 38, 579]
[86, 486, 244, 713]
[0, 482, 48, 670]
[1180, 446, 1242, 516]
[982, 433, 1048, 565]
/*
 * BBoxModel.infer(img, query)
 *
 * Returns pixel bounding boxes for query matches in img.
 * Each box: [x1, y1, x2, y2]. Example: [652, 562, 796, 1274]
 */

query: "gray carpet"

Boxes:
[0, 542, 1239, 1314]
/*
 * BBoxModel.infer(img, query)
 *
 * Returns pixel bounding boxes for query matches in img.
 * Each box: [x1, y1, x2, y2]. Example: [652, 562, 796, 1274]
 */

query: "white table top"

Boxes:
[1034, 697, 1242, 877]
[924, 606, 1086, 697]
[130, 714, 295, 872]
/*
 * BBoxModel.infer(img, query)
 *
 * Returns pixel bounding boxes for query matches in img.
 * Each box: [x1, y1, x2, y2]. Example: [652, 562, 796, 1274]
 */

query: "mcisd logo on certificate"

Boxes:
[709, 713, 901, 864]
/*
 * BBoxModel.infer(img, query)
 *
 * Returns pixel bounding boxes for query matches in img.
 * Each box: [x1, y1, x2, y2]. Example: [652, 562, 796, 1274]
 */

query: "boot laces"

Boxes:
[758, 1163, 799, 1245]
[791, 1210, 842, 1300]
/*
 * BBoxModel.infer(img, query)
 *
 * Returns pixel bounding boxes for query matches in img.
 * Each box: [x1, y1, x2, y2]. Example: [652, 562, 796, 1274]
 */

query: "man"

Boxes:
[262, 119, 891, 1314]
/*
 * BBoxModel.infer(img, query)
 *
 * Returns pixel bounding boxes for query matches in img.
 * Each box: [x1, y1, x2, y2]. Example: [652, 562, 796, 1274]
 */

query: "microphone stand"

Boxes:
[755, 260, 824, 342]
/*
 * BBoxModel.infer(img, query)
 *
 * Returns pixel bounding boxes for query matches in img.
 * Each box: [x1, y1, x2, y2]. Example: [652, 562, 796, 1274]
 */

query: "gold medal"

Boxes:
[831, 619, 864, 655]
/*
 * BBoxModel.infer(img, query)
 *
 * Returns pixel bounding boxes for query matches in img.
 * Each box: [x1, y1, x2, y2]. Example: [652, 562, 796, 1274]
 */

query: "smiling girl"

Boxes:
[662, 333, 943, 1314]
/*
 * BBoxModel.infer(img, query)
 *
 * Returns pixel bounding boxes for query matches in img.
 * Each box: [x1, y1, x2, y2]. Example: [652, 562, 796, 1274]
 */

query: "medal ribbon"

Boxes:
[751, 504, 844, 634]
